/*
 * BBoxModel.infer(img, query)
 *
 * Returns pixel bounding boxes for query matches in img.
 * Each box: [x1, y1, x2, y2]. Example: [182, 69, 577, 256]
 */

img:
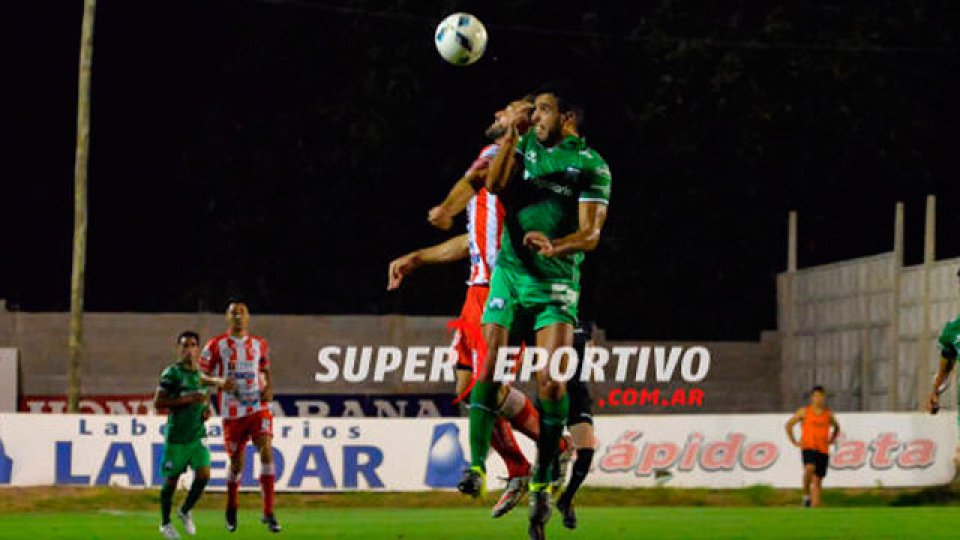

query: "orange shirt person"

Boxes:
[785, 385, 840, 508]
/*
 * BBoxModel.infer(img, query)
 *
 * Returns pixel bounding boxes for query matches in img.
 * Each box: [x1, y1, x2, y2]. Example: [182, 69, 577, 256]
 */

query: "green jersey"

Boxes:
[497, 131, 612, 281]
[939, 316, 960, 360]
[158, 362, 207, 444]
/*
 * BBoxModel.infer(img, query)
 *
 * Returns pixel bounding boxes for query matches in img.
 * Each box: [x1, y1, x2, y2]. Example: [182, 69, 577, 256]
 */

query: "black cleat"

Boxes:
[528, 490, 552, 540]
[261, 513, 282, 533]
[457, 467, 486, 498]
[225, 508, 237, 532]
[556, 497, 577, 529]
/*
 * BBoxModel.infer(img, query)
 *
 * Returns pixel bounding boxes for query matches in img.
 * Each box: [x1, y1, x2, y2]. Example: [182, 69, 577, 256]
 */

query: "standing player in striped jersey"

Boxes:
[389, 97, 569, 517]
[200, 302, 281, 533]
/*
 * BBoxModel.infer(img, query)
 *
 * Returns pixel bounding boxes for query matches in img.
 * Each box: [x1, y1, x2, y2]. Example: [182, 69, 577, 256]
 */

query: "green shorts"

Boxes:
[481, 265, 579, 333]
[161, 440, 211, 478]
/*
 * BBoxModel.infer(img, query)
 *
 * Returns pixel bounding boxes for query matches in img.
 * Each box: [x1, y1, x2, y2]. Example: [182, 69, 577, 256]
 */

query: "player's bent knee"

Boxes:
[195, 467, 211, 480]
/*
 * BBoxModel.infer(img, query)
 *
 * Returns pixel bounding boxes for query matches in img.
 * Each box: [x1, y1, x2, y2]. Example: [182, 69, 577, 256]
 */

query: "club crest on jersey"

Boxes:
[525, 149, 538, 163]
[488, 297, 505, 310]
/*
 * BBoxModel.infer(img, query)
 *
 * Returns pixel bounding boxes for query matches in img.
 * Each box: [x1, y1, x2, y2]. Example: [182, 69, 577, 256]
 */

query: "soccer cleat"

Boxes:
[177, 509, 196, 535]
[159, 522, 180, 540]
[551, 435, 574, 496]
[528, 490, 552, 540]
[225, 508, 237, 532]
[802, 496, 811, 508]
[492, 476, 529, 518]
[457, 467, 487, 499]
[261, 513, 282, 533]
[556, 497, 577, 529]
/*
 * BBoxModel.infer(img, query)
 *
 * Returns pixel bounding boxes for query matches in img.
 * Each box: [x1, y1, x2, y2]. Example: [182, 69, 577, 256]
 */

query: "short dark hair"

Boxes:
[177, 330, 200, 345]
[811, 385, 825, 394]
[533, 83, 586, 129]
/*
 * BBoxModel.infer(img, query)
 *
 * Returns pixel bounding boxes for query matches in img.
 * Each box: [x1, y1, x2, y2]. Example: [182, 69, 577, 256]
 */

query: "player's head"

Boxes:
[226, 302, 250, 334]
[177, 330, 200, 364]
[531, 86, 585, 145]
[809, 385, 826, 407]
[485, 96, 534, 140]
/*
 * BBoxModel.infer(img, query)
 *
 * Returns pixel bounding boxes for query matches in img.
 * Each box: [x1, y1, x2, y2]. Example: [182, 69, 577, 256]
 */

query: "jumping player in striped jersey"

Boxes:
[200, 302, 281, 533]
[389, 96, 570, 517]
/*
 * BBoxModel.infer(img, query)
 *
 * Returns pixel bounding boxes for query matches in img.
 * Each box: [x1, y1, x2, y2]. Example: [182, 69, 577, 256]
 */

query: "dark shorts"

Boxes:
[567, 380, 593, 426]
[802, 449, 828, 478]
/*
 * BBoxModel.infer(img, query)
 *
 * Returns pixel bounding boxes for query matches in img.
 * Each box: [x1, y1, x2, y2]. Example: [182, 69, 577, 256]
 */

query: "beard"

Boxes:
[485, 122, 507, 140]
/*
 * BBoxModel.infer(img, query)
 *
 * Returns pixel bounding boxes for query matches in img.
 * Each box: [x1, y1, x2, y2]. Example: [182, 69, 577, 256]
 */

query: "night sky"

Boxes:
[3, 1, 958, 340]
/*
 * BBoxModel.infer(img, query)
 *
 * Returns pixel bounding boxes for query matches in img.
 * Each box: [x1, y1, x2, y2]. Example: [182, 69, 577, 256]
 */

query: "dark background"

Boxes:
[3, 1, 958, 340]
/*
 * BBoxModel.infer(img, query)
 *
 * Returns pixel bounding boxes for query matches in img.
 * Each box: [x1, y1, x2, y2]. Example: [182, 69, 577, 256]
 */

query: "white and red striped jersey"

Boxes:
[200, 333, 271, 419]
[465, 144, 505, 285]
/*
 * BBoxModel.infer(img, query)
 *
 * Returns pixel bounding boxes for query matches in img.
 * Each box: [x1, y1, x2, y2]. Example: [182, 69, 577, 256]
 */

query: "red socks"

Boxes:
[226, 480, 239, 511]
[260, 474, 275, 515]
[490, 416, 531, 477]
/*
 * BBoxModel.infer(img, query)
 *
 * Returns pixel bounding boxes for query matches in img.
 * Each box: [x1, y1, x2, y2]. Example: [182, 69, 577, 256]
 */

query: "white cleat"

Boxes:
[160, 522, 181, 539]
[177, 509, 197, 535]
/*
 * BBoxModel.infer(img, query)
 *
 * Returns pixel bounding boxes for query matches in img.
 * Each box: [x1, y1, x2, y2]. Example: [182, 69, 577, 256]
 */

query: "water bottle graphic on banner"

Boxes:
[425, 422, 468, 488]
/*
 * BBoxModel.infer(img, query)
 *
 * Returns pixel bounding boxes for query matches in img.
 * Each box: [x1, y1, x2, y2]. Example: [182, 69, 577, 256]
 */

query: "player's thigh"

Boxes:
[254, 434, 274, 463]
[223, 418, 252, 461]
[188, 442, 212, 475]
[455, 368, 472, 396]
[161, 443, 191, 478]
[481, 268, 519, 335]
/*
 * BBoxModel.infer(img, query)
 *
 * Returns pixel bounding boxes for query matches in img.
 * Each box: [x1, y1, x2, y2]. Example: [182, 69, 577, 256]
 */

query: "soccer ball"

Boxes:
[434, 13, 487, 66]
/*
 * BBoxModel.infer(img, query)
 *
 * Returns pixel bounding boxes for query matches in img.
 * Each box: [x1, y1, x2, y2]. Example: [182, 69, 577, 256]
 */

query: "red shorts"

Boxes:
[452, 285, 489, 370]
[222, 409, 274, 457]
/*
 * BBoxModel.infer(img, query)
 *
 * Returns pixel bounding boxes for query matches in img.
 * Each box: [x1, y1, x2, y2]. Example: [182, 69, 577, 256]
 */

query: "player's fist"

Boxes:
[221, 377, 236, 392]
[201, 406, 212, 422]
[428, 206, 453, 230]
[523, 231, 555, 256]
[387, 253, 421, 290]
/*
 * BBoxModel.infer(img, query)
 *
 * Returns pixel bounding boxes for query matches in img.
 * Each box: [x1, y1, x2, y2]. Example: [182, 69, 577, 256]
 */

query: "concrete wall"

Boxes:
[0, 300, 781, 413]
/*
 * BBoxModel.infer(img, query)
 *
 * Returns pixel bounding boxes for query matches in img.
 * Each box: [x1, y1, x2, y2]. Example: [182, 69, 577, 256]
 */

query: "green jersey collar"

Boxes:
[556, 134, 586, 151]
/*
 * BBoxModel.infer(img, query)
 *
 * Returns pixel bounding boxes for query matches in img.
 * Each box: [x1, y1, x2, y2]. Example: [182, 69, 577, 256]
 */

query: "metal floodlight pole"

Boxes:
[68, 0, 97, 413]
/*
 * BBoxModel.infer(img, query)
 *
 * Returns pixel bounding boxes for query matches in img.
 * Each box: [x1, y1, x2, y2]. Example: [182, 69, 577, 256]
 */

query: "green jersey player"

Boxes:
[155, 331, 233, 540]
[928, 268, 960, 417]
[460, 88, 611, 540]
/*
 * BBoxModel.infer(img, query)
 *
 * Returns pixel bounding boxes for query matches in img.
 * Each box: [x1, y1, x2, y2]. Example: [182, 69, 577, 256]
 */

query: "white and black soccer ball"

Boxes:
[434, 13, 487, 66]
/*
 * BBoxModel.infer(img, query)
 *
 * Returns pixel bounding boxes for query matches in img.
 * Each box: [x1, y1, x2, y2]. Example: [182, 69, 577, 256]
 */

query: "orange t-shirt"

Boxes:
[800, 406, 831, 453]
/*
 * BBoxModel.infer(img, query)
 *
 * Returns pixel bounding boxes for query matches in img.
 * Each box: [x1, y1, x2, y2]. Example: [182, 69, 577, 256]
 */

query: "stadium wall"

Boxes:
[778, 254, 960, 412]
[0, 302, 781, 414]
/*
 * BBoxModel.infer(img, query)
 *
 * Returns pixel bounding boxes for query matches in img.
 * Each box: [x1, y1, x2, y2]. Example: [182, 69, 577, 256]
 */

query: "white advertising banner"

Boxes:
[0, 412, 953, 490]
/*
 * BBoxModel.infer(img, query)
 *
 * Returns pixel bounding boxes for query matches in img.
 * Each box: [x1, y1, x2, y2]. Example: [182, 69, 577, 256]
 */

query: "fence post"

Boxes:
[918, 195, 936, 409]
[890, 202, 904, 410]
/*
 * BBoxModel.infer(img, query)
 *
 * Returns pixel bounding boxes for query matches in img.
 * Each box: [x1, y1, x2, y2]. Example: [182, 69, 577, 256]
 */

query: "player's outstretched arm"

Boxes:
[387, 234, 470, 290]
[428, 173, 484, 230]
[200, 374, 235, 392]
[784, 408, 804, 447]
[526, 202, 608, 258]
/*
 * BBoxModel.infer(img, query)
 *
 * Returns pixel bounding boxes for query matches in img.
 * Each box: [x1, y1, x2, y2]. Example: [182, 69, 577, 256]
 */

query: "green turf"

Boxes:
[1, 507, 959, 539]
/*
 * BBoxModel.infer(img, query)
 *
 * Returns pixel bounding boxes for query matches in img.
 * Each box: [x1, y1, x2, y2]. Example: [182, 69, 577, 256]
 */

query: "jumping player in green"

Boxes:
[460, 88, 611, 540]
[928, 268, 960, 419]
[155, 331, 234, 540]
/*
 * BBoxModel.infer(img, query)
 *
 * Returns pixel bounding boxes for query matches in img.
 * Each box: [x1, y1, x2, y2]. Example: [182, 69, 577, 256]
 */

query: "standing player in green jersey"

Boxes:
[155, 331, 234, 540]
[927, 268, 960, 418]
[461, 88, 611, 540]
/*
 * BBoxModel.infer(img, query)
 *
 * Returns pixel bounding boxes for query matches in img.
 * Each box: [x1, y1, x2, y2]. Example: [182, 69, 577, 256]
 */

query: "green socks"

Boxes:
[160, 481, 176, 525]
[468, 381, 500, 471]
[531, 395, 569, 488]
[181, 475, 208, 514]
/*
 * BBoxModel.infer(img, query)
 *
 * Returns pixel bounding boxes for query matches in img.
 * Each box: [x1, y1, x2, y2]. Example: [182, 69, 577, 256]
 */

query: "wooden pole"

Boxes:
[68, 0, 97, 413]
[919, 195, 936, 409]
[890, 202, 904, 410]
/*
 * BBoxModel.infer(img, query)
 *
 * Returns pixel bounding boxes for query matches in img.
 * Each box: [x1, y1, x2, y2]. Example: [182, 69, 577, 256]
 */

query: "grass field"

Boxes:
[3, 507, 960, 539]
[2, 487, 960, 539]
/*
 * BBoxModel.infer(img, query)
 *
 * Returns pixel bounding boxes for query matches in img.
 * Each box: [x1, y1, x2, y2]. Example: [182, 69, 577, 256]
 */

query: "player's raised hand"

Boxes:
[428, 205, 453, 230]
[523, 231, 555, 257]
[387, 253, 420, 290]
[222, 377, 236, 392]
